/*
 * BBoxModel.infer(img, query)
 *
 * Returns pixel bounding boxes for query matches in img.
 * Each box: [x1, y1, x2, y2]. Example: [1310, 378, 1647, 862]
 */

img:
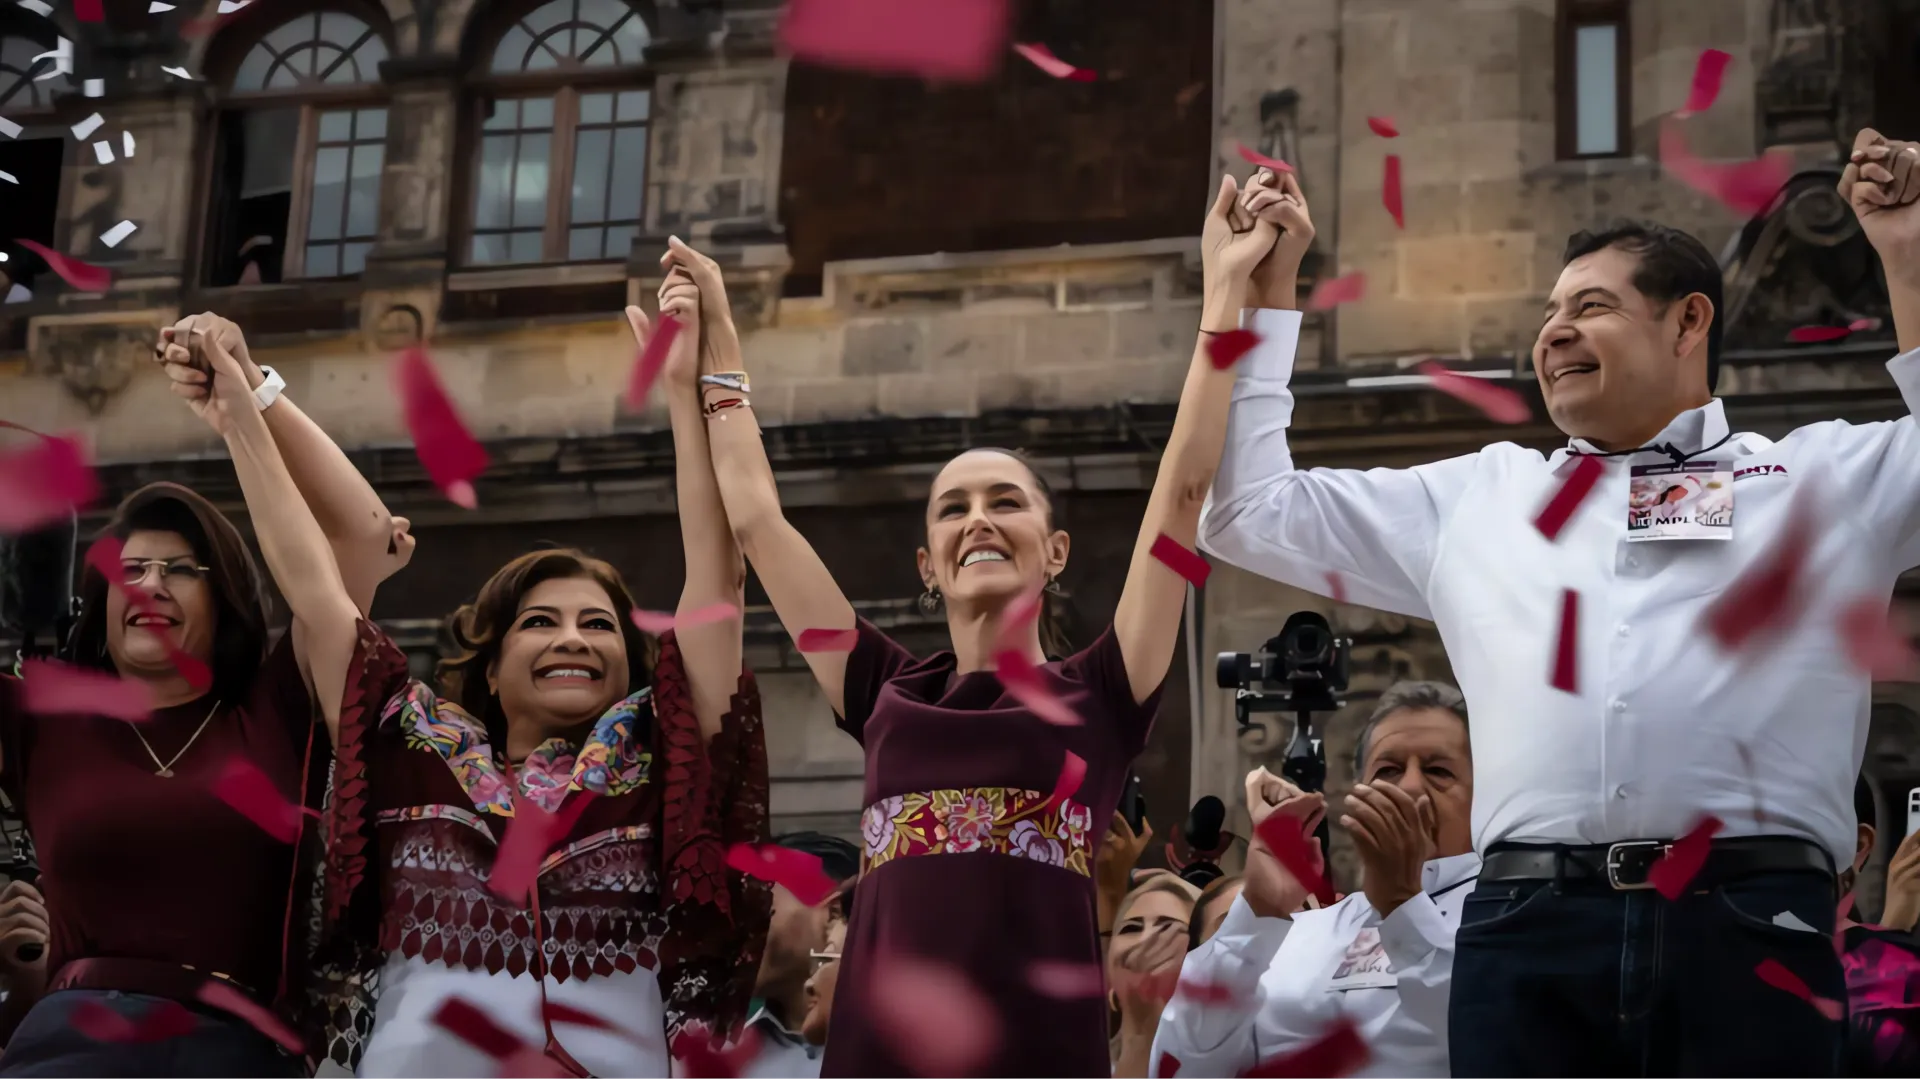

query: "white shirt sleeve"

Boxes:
[1199, 308, 1482, 620]
[1375, 893, 1457, 1061]
[1864, 347, 1920, 570]
[1148, 896, 1290, 1078]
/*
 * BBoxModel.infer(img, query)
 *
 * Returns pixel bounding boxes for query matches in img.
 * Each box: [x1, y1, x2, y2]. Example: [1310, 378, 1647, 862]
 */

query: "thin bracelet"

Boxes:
[705, 397, 749, 417]
[700, 372, 751, 393]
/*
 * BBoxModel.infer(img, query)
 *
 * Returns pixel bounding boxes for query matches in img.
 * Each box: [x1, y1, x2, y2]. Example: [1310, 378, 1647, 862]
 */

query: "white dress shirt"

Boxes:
[1201, 309, 1920, 867]
[1149, 852, 1479, 1078]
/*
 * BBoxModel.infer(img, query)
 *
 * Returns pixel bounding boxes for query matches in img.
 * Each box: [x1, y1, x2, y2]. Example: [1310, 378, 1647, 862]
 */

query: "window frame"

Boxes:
[1555, 0, 1631, 161]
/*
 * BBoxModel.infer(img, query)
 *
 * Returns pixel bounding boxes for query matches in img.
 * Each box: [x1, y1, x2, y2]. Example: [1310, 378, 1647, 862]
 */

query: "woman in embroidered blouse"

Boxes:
[670, 167, 1314, 1074]
[306, 277, 769, 1076]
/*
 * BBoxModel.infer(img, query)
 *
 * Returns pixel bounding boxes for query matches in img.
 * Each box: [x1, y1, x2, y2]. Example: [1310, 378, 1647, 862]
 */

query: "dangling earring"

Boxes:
[1044, 575, 1064, 596]
[918, 584, 943, 614]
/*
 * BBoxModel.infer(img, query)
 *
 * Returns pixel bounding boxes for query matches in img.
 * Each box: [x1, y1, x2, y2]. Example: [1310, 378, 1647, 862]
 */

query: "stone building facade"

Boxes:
[2, 0, 1918, 906]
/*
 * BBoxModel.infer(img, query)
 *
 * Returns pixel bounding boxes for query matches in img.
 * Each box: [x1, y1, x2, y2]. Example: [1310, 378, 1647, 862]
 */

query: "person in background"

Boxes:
[0, 879, 46, 1044]
[742, 833, 859, 1078]
[1109, 874, 1200, 1077]
[1883, 809, 1920, 934]
[1189, 874, 1246, 950]
[1841, 776, 1920, 1076]
[1098, 809, 1155, 961]
[798, 885, 854, 1052]
[1152, 681, 1477, 1078]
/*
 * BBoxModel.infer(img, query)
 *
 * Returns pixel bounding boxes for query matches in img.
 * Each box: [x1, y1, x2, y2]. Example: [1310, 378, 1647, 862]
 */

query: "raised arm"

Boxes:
[634, 267, 746, 743]
[1840, 131, 1919, 353]
[661, 238, 859, 715]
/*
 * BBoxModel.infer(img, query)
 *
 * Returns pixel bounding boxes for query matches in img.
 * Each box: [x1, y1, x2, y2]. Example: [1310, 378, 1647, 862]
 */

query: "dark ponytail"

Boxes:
[967, 447, 1074, 660]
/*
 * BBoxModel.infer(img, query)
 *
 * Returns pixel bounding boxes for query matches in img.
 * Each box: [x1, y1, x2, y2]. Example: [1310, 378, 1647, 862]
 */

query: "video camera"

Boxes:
[1216, 612, 1350, 850]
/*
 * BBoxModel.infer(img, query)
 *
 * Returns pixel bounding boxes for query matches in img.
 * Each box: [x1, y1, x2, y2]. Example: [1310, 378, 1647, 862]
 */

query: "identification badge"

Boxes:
[1627, 461, 1732, 541]
[1326, 927, 1396, 991]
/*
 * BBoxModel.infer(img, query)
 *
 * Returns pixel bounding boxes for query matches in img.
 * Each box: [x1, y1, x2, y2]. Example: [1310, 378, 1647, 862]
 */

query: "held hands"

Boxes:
[1201, 173, 1284, 325]
[1341, 781, 1435, 919]
[1240, 168, 1316, 310]
[153, 313, 260, 436]
[1241, 766, 1325, 919]
[0, 880, 48, 987]
[659, 236, 741, 376]
[1841, 128, 1920, 290]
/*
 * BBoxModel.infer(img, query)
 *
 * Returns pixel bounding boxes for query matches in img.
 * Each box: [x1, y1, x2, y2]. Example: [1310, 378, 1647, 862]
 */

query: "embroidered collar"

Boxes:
[382, 680, 654, 815]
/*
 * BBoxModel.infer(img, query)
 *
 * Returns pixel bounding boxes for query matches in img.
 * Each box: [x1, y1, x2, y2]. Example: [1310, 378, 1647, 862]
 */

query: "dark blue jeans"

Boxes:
[0, 990, 303, 1078]
[1449, 867, 1846, 1077]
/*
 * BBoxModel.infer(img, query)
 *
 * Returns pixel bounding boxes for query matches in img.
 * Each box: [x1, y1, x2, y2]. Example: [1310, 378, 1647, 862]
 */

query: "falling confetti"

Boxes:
[69, 998, 197, 1043]
[148, 1, 176, 10]
[1659, 119, 1791, 217]
[1754, 958, 1845, 1021]
[1159, 1052, 1183, 1078]
[161, 66, 195, 80]
[1325, 570, 1347, 603]
[71, 112, 104, 140]
[726, 843, 838, 906]
[1047, 750, 1087, 810]
[1234, 141, 1294, 173]
[0, 118, 19, 138]
[1382, 154, 1405, 228]
[1549, 588, 1579, 693]
[780, 0, 1012, 82]
[433, 997, 526, 1061]
[82, 78, 102, 97]
[995, 649, 1081, 725]
[19, 659, 153, 722]
[14, 238, 106, 292]
[0, 431, 98, 534]
[1253, 806, 1334, 906]
[796, 627, 858, 652]
[1241, 1017, 1370, 1077]
[216, 0, 251, 11]
[1416, 361, 1532, 424]
[1837, 597, 1919, 680]
[487, 790, 597, 904]
[91, 140, 113, 165]
[1027, 960, 1106, 999]
[1788, 325, 1852, 343]
[1534, 455, 1605, 541]
[100, 220, 136, 249]
[1306, 272, 1366, 311]
[1150, 533, 1212, 588]
[121, 130, 134, 157]
[393, 347, 488, 509]
[1647, 816, 1723, 899]
[1206, 328, 1260, 370]
[623, 312, 682, 410]
[16, 1, 54, 16]
[211, 756, 315, 843]
[868, 955, 1002, 1076]
[1701, 496, 1813, 650]
[673, 1024, 765, 1078]
[84, 537, 213, 691]
[74, 0, 101, 21]
[1678, 48, 1733, 117]
[1013, 42, 1095, 81]
[1365, 116, 1399, 138]
[1175, 978, 1242, 1004]
[195, 982, 303, 1053]
[628, 602, 738, 635]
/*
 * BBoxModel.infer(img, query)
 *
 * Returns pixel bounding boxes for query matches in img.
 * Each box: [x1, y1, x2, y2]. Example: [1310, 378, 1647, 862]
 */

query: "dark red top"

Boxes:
[0, 636, 314, 1000]
[822, 619, 1160, 1078]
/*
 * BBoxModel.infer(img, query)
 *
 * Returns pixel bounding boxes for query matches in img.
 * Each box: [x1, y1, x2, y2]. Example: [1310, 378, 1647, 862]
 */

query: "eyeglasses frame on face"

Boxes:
[119, 558, 212, 587]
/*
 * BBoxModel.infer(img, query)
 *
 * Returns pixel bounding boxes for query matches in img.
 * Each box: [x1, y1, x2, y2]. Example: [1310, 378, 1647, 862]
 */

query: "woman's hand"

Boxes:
[1200, 172, 1282, 327]
[659, 236, 741, 376]
[636, 266, 705, 390]
[0, 881, 48, 989]
[1115, 921, 1187, 1034]
[162, 317, 260, 436]
[1240, 169, 1315, 310]
[1098, 811, 1154, 900]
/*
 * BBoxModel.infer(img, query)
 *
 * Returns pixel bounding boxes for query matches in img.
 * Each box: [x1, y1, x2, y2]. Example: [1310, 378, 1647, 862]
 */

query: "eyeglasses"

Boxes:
[808, 949, 841, 976]
[120, 558, 211, 587]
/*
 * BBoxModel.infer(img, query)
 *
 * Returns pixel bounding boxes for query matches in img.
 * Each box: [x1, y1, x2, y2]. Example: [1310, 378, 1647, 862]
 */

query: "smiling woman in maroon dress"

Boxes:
[666, 163, 1316, 1077]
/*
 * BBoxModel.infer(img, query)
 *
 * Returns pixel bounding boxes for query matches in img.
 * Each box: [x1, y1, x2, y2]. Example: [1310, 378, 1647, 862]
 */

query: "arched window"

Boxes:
[467, 0, 653, 266]
[0, 33, 70, 111]
[206, 11, 390, 285]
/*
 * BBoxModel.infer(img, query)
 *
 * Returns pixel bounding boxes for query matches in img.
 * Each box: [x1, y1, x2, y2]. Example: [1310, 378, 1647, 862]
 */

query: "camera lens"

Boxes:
[1285, 624, 1329, 666]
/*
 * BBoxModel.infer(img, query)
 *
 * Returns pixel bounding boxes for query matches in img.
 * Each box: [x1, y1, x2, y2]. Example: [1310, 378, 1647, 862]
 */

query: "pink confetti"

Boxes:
[1047, 750, 1087, 810]
[1159, 1052, 1183, 1077]
[1788, 325, 1852, 343]
[1417, 361, 1531, 424]
[1176, 978, 1241, 1004]
[195, 981, 303, 1054]
[994, 649, 1082, 726]
[211, 756, 314, 843]
[1150, 533, 1212, 587]
[1755, 958, 1845, 1021]
[1365, 116, 1399, 138]
[394, 347, 488, 509]
[488, 791, 597, 904]
[1206, 328, 1260, 370]
[70, 997, 197, 1043]
[1549, 588, 1579, 693]
[1535, 455, 1605, 541]
[1241, 1017, 1370, 1077]
[0, 432, 98, 534]
[1679, 49, 1732, 117]
[1306, 273, 1366, 311]
[726, 842, 838, 907]
[1012, 42, 1094, 81]
[433, 996, 525, 1060]
[796, 627, 858, 652]
[994, 585, 1045, 654]
[1701, 498, 1813, 650]
[19, 659, 153, 722]
[16, 239, 112, 293]
[672, 1024, 764, 1078]
[628, 602, 738, 635]
[1849, 317, 1881, 333]
[1234, 142, 1295, 174]
[501, 1049, 576, 1078]
[1647, 816, 1723, 900]
[1382, 155, 1404, 229]
[1028, 959, 1106, 998]
[868, 955, 1001, 1076]
[75, 0, 103, 20]
[1837, 597, 1919, 680]
[1253, 808, 1333, 906]
[1325, 570, 1347, 603]
[1659, 120, 1791, 217]
[780, 0, 1011, 82]
[84, 536, 213, 692]
[623, 311, 682, 411]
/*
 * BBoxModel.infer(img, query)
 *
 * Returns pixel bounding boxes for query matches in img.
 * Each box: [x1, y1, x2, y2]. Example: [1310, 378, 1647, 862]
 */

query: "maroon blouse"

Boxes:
[823, 619, 1160, 1078]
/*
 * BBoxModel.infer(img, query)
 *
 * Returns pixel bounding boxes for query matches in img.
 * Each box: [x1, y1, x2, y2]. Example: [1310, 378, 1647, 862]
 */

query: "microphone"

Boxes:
[1171, 796, 1234, 889]
[1185, 795, 1226, 855]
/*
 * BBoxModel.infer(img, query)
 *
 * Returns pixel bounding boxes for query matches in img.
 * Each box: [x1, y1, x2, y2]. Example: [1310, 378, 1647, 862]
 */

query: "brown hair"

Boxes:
[437, 548, 657, 751]
[935, 447, 1075, 659]
[69, 482, 270, 706]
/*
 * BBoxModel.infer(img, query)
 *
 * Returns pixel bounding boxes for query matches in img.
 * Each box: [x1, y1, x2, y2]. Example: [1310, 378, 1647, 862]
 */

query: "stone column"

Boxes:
[359, 58, 461, 349]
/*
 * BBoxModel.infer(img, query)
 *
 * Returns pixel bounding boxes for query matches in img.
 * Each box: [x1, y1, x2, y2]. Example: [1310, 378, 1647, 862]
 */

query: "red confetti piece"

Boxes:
[1849, 317, 1881, 333]
[1550, 588, 1579, 693]
[16, 238, 112, 293]
[1027, 959, 1106, 999]
[1788, 325, 1852, 343]
[994, 585, 1045, 654]
[211, 756, 315, 843]
[195, 981, 303, 1054]
[672, 1024, 764, 1078]
[1365, 116, 1399, 138]
[1234, 142, 1295, 173]
[780, 0, 1011, 82]
[70, 997, 197, 1043]
[994, 649, 1082, 726]
[1159, 1051, 1183, 1078]
[1253, 808, 1334, 906]
[1417, 361, 1531, 424]
[394, 347, 488, 509]
[1534, 455, 1605, 541]
[19, 659, 153, 722]
[1382, 154, 1404, 229]
[1206, 328, 1260, 370]
[1012, 42, 1095, 81]
[540, 1000, 616, 1032]
[1047, 750, 1087, 810]
[1306, 273, 1366, 311]
[1325, 571, 1347, 603]
[0, 432, 98, 534]
[488, 791, 597, 904]
[1647, 815, 1723, 900]
[796, 627, 858, 652]
[501, 1049, 576, 1078]
[75, 0, 103, 20]
[1837, 597, 1919, 680]
[623, 311, 681, 411]
[1755, 958, 1845, 1021]
[1176, 978, 1241, 1004]
[726, 842, 838, 907]
[1679, 49, 1732, 117]
[1701, 497, 1813, 650]
[1241, 1017, 1371, 1078]
[868, 955, 1001, 1077]
[1150, 533, 1212, 588]
[628, 602, 738, 635]
[433, 996, 526, 1061]
[1659, 119, 1792, 217]
[83, 537, 214, 692]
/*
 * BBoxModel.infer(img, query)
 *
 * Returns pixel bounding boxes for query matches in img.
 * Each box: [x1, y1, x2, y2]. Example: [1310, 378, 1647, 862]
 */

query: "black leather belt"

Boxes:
[1479, 836, 1833, 891]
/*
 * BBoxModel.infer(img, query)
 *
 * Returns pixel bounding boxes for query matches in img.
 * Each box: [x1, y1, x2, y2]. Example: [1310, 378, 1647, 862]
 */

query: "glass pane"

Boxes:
[239, 108, 299, 198]
[305, 243, 339, 278]
[484, 99, 519, 131]
[493, 25, 531, 72]
[472, 233, 508, 264]
[347, 144, 383, 237]
[523, 0, 567, 35]
[233, 46, 273, 91]
[568, 226, 602, 261]
[511, 133, 550, 228]
[508, 231, 543, 264]
[1574, 23, 1619, 156]
[317, 13, 358, 48]
[580, 92, 613, 125]
[610, 9, 649, 63]
[341, 241, 372, 276]
[475, 135, 516, 229]
[264, 15, 313, 53]
[308, 146, 349, 241]
[602, 224, 635, 261]
[266, 55, 304, 90]
[349, 34, 388, 78]
[318, 110, 352, 142]
[617, 90, 649, 123]
[357, 107, 387, 141]
[609, 126, 647, 219]
[571, 128, 610, 223]
[521, 96, 554, 129]
[323, 45, 362, 84]
[525, 40, 561, 71]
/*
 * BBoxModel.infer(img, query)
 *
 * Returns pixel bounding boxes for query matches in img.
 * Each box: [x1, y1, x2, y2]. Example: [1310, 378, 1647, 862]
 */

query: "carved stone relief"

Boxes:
[25, 311, 173, 415]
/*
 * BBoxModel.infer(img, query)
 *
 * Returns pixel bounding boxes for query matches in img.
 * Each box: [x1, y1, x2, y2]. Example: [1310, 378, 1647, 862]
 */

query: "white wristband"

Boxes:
[253, 365, 287, 410]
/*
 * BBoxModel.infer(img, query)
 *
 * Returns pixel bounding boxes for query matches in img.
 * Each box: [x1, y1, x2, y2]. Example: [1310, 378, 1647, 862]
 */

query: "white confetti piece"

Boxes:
[147, 1, 175, 9]
[71, 112, 103, 140]
[216, 0, 249, 11]
[16, 0, 54, 15]
[0, 117, 19, 139]
[30, 39, 70, 81]
[0, 171, 16, 185]
[161, 66, 195, 81]
[122, 131, 135, 157]
[91, 140, 113, 165]
[100, 221, 138, 248]
[83, 78, 103, 98]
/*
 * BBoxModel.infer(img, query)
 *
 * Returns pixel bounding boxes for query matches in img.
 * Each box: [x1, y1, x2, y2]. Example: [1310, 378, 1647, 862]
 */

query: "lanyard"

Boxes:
[504, 758, 593, 1078]
[1571, 429, 1735, 465]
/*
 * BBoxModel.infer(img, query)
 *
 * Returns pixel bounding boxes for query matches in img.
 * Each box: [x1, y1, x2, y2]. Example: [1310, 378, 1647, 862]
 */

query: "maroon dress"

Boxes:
[822, 619, 1160, 1078]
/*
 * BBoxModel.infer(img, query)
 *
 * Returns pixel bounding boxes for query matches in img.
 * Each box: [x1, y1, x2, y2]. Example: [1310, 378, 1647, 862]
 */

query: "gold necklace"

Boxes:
[130, 700, 221, 777]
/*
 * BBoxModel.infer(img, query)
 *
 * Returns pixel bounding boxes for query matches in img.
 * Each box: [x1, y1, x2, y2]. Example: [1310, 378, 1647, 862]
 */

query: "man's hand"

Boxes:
[1242, 766, 1324, 919]
[1240, 168, 1316, 310]
[1883, 828, 1920, 932]
[158, 313, 263, 396]
[1840, 129, 1920, 292]
[1342, 781, 1435, 918]
[1200, 173, 1282, 329]
[0, 881, 48, 988]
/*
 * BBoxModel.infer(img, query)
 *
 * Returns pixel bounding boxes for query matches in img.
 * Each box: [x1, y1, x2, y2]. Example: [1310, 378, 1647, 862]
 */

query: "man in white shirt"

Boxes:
[1199, 129, 1920, 1075]
[1150, 681, 1478, 1078]
[738, 832, 857, 1078]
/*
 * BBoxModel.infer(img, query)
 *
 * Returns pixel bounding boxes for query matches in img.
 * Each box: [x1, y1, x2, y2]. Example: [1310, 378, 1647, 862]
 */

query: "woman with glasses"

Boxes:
[0, 315, 409, 1075]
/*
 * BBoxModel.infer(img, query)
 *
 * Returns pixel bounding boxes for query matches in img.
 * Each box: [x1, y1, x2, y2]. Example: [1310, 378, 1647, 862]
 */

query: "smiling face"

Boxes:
[917, 450, 1069, 619]
[1534, 245, 1713, 450]
[486, 575, 630, 755]
[1360, 706, 1475, 858]
[105, 529, 217, 680]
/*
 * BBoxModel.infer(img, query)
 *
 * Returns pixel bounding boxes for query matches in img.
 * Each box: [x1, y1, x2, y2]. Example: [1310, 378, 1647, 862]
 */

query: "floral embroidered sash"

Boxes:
[381, 681, 654, 814]
[861, 788, 1095, 877]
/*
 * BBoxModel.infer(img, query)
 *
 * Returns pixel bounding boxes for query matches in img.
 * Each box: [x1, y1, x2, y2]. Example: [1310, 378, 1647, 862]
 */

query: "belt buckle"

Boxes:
[1605, 840, 1670, 890]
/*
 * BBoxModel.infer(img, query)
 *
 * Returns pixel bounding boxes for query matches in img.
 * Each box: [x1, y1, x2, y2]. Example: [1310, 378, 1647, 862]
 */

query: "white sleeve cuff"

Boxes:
[1377, 893, 1450, 968]
[1888, 346, 1920, 416]
[1237, 308, 1305, 383]
[1210, 892, 1294, 967]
